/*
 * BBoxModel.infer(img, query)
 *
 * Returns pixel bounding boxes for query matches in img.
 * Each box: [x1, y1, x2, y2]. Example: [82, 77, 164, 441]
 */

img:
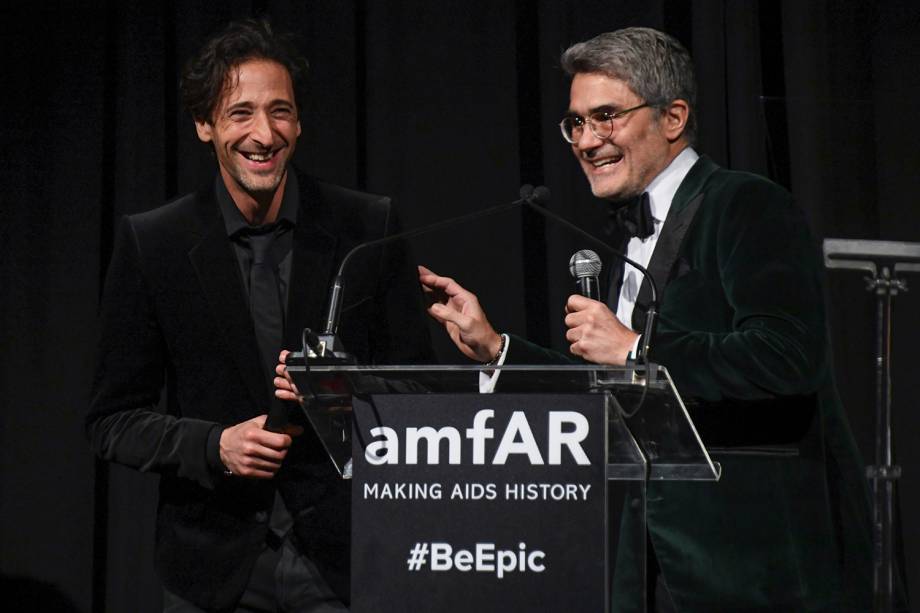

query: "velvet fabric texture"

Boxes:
[508, 156, 872, 612]
[85, 170, 431, 611]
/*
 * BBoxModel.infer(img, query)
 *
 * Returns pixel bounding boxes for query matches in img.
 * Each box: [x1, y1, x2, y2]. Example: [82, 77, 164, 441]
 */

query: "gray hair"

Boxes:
[561, 27, 697, 145]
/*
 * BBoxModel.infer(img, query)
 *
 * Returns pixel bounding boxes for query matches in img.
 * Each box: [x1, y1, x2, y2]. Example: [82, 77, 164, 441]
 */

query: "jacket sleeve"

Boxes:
[85, 216, 220, 489]
[649, 179, 827, 403]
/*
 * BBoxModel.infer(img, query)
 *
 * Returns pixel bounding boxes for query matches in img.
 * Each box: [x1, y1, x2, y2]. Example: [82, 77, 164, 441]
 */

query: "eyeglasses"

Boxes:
[559, 102, 650, 144]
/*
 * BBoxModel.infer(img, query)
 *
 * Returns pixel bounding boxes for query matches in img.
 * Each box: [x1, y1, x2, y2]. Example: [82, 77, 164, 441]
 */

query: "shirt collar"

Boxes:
[216, 168, 299, 238]
[643, 146, 699, 224]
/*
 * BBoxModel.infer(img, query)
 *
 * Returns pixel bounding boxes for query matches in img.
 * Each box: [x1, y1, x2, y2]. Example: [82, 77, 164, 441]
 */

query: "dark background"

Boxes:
[1, 1, 918, 611]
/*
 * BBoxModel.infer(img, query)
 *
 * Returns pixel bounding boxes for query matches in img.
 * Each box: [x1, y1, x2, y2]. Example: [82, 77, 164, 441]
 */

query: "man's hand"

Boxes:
[418, 265, 502, 362]
[219, 414, 301, 479]
[564, 294, 638, 365]
[274, 349, 302, 404]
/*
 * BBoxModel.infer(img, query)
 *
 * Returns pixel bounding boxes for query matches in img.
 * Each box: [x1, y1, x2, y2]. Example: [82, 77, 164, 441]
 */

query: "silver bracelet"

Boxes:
[482, 334, 507, 366]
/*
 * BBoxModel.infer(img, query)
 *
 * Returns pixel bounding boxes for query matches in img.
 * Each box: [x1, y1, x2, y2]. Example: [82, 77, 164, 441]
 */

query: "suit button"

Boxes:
[255, 511, 268, 522]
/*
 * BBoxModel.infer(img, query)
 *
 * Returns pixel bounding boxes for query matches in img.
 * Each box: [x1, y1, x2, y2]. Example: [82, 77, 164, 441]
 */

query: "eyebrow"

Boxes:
[223, 99, 295, 113]
[225, 101, 253, 112]
[589, 103, 618, 114]
[565, 103, 619, 117]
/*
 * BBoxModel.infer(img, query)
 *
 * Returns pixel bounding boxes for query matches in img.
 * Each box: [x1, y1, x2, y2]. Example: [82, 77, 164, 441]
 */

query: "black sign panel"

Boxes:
[352, 393, 607, 612]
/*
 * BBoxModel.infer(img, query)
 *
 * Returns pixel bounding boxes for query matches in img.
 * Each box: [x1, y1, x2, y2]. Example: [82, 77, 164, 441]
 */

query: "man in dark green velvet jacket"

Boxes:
[418, 28, 872, 612]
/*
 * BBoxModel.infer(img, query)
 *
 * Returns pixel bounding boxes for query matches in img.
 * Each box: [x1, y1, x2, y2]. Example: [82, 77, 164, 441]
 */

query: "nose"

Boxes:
[250, 110, 273, 147]
[573, 124, 602, 155]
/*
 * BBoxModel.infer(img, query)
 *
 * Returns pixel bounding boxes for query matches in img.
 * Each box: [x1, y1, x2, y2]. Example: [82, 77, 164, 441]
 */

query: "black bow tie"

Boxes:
[612, 192, 654, 240]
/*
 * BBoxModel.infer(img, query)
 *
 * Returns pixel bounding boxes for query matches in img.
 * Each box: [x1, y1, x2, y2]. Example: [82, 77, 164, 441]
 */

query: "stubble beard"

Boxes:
[587, 172, 640, 204]
[233, 163, 286, 199]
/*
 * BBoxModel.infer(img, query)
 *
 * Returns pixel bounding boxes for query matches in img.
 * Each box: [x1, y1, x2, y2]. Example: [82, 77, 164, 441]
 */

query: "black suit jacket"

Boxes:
[86, 169, 430, 610]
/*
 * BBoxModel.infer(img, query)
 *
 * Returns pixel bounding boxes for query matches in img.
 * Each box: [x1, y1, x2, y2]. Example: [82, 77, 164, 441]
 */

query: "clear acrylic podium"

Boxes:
[286, 361, 720, 613]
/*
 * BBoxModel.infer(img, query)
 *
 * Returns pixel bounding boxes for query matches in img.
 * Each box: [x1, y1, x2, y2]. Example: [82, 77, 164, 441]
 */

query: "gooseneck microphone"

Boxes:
[315, 183, 659, 363]
[568, 249, 602, 301]
[321, 185, 549, 344]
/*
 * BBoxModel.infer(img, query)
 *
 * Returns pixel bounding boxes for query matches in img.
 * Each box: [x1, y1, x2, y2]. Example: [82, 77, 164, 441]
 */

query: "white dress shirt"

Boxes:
[615, 147, 699, 330]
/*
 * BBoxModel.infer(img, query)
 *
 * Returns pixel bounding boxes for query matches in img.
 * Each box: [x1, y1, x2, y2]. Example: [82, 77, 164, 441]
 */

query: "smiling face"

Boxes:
[195, 59, 301, 210]
[568, 72, 687, 202]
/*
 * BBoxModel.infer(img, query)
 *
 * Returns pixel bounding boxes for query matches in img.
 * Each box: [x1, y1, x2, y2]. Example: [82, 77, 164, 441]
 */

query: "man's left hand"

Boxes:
[274, 350, 303, 404]
[564, 294, 638, 365]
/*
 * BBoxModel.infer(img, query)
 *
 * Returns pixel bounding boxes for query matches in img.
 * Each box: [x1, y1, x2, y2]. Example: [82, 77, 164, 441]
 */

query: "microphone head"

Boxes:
[530, 186, 551, 206]
[569, 249, 602, 279]
[519, 184, 535, 201]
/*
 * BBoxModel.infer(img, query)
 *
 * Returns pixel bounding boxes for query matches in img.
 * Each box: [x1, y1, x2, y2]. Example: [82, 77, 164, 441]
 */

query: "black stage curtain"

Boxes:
[1, 2, 917, 611]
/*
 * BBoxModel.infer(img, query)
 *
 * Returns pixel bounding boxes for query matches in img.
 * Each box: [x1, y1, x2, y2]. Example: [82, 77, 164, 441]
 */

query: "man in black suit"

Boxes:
[87, 20, 428, 612]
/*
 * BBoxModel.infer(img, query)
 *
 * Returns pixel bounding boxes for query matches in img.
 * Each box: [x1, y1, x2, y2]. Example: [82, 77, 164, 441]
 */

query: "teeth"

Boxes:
[242, 151, 274, 162]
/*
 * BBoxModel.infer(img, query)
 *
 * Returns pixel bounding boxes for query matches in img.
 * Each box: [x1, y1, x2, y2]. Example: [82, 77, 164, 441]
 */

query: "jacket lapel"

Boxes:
[632, 155, 718, 331]
[188, 195, 268, 414]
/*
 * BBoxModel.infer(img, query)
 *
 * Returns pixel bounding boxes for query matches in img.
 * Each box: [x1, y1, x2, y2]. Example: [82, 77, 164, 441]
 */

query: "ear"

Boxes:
[661, 99, 690, 142]
[194, 119, 214, 144]
[296, 119, 302, 138]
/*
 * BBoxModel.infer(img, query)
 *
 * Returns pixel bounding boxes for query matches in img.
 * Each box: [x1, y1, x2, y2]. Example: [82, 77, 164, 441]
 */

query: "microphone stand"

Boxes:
[824, 238, 920, 613]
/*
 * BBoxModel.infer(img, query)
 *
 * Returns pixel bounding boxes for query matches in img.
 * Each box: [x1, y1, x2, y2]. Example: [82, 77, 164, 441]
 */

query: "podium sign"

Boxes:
[351, 393, 608, 613]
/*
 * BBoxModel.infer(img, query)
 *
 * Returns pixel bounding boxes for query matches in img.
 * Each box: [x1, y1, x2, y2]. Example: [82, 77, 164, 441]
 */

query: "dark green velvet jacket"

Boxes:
[638, 155, 872, 612]
[511, 155, 873, 612]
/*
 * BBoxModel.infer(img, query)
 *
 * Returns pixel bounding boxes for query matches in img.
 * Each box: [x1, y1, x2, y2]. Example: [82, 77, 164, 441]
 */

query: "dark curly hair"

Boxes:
[180, 19, 309, 123]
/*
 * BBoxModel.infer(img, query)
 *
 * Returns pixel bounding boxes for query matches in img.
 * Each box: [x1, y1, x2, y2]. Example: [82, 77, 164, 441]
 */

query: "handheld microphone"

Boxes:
[568, 249, 602, 301]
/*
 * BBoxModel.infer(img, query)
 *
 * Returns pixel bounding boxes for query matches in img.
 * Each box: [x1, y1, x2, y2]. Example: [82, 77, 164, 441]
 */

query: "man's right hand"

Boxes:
[219, 414, 301, 479]
[418, 265, 503, 363]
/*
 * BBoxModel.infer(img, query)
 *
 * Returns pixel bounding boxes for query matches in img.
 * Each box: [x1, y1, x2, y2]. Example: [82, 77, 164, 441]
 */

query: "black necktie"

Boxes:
[241, 225, 284, 375]
[240, 225, 296, 533]
[613, 192, 654, 240]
